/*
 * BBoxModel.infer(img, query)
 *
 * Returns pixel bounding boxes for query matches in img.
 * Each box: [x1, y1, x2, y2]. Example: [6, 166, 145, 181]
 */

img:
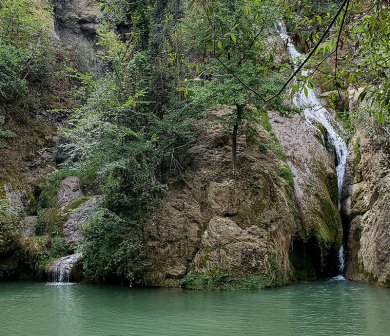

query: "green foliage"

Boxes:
[81, 208, 148, 284]
[181, 0, 287, 110]
[180, 272, 271, 290]
[0, 115, 16, 148]
[284, 0, 343, 50]
[56, 0, 195, 283]
[342, 2, 390, 117]
[0, 0, 55, 118]
[285, 0, 389, 130]
[279, 165, 294, 189]
[38, 169, 81, 210]
[35, 208, 67, 237]
[0, 199, 20, 251]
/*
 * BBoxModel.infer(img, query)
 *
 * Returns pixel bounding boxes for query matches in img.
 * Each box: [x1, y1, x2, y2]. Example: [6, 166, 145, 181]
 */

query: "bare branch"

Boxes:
[335, 0, 351, 94]
[265, 0, 350, 103]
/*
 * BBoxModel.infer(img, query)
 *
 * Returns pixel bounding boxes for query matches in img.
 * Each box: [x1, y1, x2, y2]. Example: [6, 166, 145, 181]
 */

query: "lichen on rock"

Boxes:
[143, 107, 297, 288]
[345, 130, 390, 287]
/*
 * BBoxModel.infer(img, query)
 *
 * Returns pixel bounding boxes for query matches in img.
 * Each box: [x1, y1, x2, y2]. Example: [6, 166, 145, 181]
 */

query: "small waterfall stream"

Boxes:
[278, 23, 348, 277]
[47, 253, 81, 284]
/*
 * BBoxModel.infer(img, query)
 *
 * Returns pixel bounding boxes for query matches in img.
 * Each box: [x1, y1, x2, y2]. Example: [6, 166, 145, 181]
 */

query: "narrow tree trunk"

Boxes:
[232, 123, 238, 175]
[232, 104, 244, 177]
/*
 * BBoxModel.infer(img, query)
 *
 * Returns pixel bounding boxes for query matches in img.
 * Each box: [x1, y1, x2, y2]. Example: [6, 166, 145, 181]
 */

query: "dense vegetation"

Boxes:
[0, 0, 388, 285]
[0, 0, 54, 117]
[284, 0, 389, 136]
[43, 0, 288, 284]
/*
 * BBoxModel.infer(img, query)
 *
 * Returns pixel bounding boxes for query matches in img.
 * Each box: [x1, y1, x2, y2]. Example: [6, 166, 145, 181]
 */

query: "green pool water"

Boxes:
[1, 280, 389, 336]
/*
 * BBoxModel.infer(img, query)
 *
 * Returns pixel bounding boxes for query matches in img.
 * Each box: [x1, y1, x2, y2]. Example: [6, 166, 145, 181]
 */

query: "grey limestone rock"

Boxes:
[56, 176, 84, 205]
[63, 196, 102, 243]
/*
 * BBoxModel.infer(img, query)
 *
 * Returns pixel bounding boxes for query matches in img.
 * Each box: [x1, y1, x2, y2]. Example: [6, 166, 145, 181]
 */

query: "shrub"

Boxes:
[0, 199, 20, 252]
[0, 0, 54, 113]
[81, 208, 148, 284]
[0, 115, 16, 149]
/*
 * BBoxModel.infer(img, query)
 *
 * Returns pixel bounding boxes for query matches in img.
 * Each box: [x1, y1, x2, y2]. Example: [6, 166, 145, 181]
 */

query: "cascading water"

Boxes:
[278, 23, 348, 278]
[47, 253, 81, 285]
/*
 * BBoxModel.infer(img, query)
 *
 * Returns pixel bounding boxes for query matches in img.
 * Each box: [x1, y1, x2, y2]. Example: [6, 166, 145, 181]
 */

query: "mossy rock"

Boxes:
[36, 196, 92, 236]
[180, 272, 272, 290]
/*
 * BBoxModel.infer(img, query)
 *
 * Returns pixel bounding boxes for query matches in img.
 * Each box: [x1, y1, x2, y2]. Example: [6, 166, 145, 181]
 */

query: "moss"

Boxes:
[180, 272, 272, 290]
[353, 138, 361, 173]
[358, 264, 379, 284]
[36, 196, 91, 237]
[279, 165, 294, 189]
[307, 160, 341, 245]
[312, 121, 326, 146]
[262, 142, 287, 161]
[259, 110, 273, 133]
[39, 169, 81, 209]
[235, 198, 268, 229]
[64, 196, 92, 212]
[316, 195, 342, 245]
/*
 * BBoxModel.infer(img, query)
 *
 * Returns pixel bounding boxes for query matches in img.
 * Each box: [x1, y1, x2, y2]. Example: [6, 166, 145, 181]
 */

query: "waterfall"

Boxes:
[278, 23, 348, 277]
[47, 253, 81, 284]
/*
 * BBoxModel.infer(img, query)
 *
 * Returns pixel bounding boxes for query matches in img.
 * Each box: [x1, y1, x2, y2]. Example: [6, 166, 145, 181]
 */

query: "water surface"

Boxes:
[1, 280, 389, 336]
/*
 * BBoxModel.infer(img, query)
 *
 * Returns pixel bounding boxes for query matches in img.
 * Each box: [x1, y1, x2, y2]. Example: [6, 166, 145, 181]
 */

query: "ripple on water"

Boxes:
[45, 282, 78, 287]
[0, 281, 390, 336]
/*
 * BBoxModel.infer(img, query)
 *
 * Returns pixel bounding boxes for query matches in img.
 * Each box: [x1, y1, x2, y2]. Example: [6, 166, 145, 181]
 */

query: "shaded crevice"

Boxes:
[290, 235, 339, 280]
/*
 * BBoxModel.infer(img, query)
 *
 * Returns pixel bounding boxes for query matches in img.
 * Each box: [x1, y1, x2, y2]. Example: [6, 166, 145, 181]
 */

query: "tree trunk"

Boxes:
[232, 104, 244, 177]
[232, 123, 238, 175]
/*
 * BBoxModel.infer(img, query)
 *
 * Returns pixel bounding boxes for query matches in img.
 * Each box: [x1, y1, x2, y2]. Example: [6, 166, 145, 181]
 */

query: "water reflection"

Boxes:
[0, 281, 389, 336]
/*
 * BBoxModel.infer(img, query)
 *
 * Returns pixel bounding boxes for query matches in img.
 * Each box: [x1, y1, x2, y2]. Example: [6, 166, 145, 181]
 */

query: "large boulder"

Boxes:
[193, 217, 270, 275]
[54, 0, 99, 38]
[144, 107, 296, 288]
[63, 196, 102, 243]
[56, 176, 83, 205]
[4, 183, 28, 215]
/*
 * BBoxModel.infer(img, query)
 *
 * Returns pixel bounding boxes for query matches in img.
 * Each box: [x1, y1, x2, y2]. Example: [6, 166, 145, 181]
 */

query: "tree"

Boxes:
[0, 0, 53, 111]
[58, 0, 194, 283]
[283, 0, 389, 130]
[180, 0, 285, 175]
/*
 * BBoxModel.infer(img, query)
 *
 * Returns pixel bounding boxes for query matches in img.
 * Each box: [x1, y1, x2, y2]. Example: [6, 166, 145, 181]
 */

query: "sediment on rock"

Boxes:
[345, 130, 390, 287]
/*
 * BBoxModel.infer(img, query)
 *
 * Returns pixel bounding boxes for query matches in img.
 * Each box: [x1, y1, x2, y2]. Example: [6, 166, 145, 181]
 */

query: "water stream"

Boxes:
[278, 23, 348, 276]
[47, 253, 81, 284]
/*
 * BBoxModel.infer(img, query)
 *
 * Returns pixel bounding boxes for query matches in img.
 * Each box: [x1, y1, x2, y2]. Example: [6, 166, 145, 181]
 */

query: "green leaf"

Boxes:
[378, 111, 385, 125]
[230, 34, 237, 45]
[217, 40, 223, 50]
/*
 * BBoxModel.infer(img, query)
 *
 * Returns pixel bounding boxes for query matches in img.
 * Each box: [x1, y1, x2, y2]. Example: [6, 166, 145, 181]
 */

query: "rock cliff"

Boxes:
[270, 111, 342, 279]
[345, 130, 390, 286]
[143, 106, 342, 288]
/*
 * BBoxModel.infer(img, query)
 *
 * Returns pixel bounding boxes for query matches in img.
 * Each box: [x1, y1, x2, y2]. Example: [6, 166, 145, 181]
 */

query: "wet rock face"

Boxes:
[56, 176, 83, 205]
[269, 112, 342, 248]
[345, 131, 390, 286]
[63, 196, 102, 243]
[47, 253, 82, 282]
[144, 107, 296, 286]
